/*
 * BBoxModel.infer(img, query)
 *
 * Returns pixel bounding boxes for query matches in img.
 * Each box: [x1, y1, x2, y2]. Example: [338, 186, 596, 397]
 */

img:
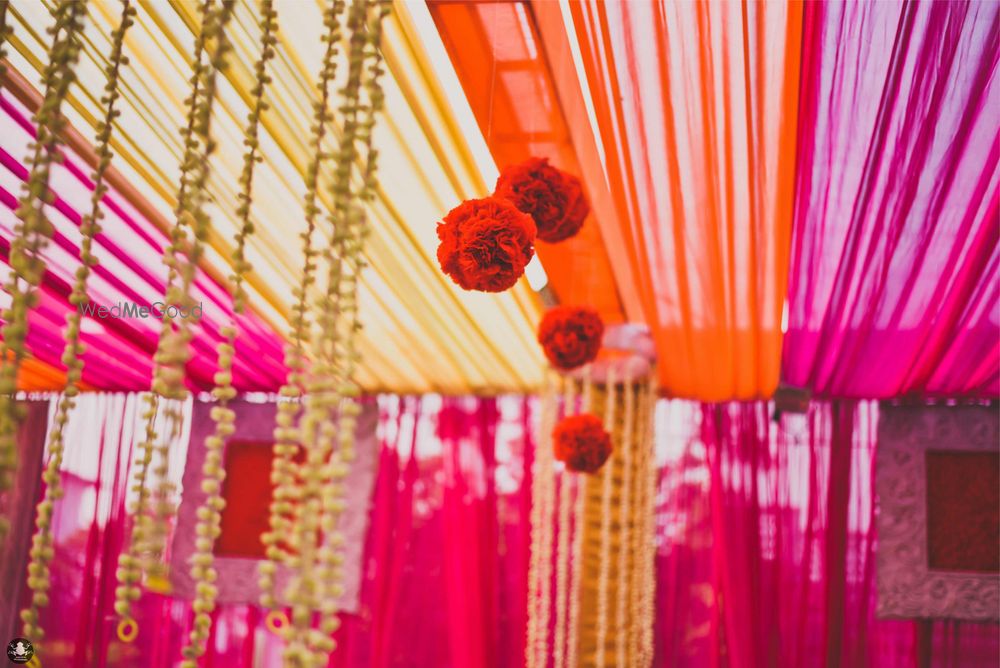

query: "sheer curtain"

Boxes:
[653, 400, 1000, 668]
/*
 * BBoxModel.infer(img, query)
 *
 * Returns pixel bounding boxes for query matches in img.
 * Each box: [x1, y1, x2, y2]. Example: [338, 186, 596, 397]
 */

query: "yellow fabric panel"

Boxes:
[5, 0, 545, 394]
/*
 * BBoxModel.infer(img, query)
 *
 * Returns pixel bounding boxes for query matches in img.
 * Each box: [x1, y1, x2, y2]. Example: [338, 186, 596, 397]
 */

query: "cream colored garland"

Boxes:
[594, 366, 617, 668]
[566, 365, 592, 668]
[615, 380, 635, 667]
[311, 2, 389, 656]
[18, 0, 135, 641]
[527, 371, 557, 667]
[282, 1, 388, 664]
[525, 373, 553, 668]
[553, 376, 577, 667]
[114, 0, 236, 626]
[260, 0, 344, 613]
[177, 1, 277, 664]
[628, 379, 648, 664]
[639, 374, 658, 664]
[0, 0, 87, 542]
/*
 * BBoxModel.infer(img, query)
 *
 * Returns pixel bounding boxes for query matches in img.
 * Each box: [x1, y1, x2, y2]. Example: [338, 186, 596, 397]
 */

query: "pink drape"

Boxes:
[6, 393, 998, 666]
[654, 399, 1000, 667]
[784, 0, 999, 398]
[5, 394, 533, 668]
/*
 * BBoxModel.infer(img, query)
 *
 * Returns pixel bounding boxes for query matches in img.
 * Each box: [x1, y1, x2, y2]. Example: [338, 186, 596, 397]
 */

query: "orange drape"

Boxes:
[564, 0, 803, 400]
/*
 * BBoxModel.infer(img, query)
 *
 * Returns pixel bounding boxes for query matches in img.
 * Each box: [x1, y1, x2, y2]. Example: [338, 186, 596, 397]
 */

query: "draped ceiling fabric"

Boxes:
[432, 1, 998, 402]
[1, 0, 546, 395]
[784, 0, 1000, 399]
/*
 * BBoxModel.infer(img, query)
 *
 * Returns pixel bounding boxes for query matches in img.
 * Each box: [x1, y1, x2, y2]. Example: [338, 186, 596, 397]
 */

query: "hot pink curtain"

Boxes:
[654, 399, 1000, 667]
[6, 394, 533, 668]
[784, 0, 999, 398]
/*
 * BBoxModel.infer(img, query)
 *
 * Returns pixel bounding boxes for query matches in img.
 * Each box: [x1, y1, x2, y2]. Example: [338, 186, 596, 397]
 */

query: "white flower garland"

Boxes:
[594, 366, 617, 668]
[553, 376, 577, 666]
[20, 0, 135, 641]
[615, 380, 635, 666]
[0, 0, 86, 544]
[566, 365, 592, 668]
[178, 1, 277, 663]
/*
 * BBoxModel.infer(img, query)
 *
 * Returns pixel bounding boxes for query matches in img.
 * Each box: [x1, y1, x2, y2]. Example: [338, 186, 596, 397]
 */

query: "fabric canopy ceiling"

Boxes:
[430, 0, 998, 401]
[2, 0, 546, 394]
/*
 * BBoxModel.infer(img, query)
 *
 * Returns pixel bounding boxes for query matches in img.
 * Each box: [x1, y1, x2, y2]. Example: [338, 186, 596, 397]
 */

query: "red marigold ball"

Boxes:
[494, 157, 589, 243]
[553, 413, 612, 473]
[436, 196, 537, 293]
[537, 306, 604, 370]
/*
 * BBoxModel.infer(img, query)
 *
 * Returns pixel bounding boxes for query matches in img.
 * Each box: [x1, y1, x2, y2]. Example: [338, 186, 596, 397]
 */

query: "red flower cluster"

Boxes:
[537, 306, 604, 370]
[436, 196, 537, 292]
[553, 413, 612, 473]
[495, 157, 589, 243]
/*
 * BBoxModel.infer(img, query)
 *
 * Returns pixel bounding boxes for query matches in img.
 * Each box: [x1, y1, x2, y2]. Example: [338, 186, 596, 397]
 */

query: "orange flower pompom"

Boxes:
[436, 196, 537, 292]
[495, 157, 589, 243]
[553, 413, 612, 473]
[537, 306, 604, 371]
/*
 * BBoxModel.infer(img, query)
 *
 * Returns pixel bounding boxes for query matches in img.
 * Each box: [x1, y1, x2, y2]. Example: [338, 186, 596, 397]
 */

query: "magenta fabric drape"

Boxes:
[7, 394, 533, 668]
[0, 93, 287, 392]
[783, 0, 999, 398]
[653, 400, 1000, 668]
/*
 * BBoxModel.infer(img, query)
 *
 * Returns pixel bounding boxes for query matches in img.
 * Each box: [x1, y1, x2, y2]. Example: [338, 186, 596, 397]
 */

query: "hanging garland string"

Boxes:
[178, 1, 277, 664]
[260, 0, 344, 614]
[536, 372, 558, 667]
[281, 2, 389, 664]
[615, 379, 635, 666]
[17, 0, 135, 641]
[0, 0, 86, 541]
[628, 379, 648, 664]
[594, 366, 617, 668]
[553, 377, 577, 667]
[114, 0, 236, 630]
[0, 0, 11, 80]
[309, 2, 389, 657]
[639, 374, 657, 665]
[566, 364, 592, 668]
[118, 0, 211, 609]
[525, 372, 552, 668]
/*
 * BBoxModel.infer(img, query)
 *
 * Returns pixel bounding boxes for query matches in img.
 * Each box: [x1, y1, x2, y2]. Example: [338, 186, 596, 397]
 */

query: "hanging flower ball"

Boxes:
[436, 196, 537, 292]
[537, 306, 604, 371]
[494, 157, 589, 243]
[553, 413, 612, 473]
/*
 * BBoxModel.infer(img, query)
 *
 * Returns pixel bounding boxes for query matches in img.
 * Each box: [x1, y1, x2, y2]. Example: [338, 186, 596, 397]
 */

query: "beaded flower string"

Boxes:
[18, 0, 136, 642]
[309, 2, 388, 658]
[282, 2, 389, 664]
[615, 379, 635, 667]
[525, 372, 553, 668]
[176, 1, 277, 664]
[114, 0, 236, 634]
[553, 376, 577, 667]
[0, 0, 86, 541]
[594, 366, 617, 668]
[639, 373, 657, 665]
[531, 372, 558, 667]
[566, 364, 592, 668]
[260, 0, 345, 615]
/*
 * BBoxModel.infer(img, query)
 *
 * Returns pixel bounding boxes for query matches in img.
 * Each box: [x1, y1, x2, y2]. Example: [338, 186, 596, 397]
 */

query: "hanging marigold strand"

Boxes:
[566, 364, 592, 668]
[639, 373, 658, 665]
[525, 372, 553, 668]
[260, 0, 344, 614]
[17, 0, 134, 640]
[114, 0, 236, 629]
[615, 379, 635, 666]
[628, 379, 648, 664]
[310, 2, 389, 657]
[554, 377, 577, 667]
[594, 366, 617, 668]
[178, 1, 277, 664]
[117, 0, 213, 614]
[0, 0, 87, 542]
[534, 372, 558, 666]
